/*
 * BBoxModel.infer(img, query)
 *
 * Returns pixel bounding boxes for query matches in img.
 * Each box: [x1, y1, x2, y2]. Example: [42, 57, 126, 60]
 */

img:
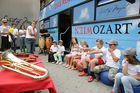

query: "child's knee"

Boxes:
[94, 66, 100, 73]
[108, 74, 115, 80]
[121, 76, 129, 84]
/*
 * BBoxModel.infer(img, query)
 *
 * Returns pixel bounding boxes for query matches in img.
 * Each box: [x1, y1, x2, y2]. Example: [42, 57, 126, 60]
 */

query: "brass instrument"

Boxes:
[0, 51, 49, 80]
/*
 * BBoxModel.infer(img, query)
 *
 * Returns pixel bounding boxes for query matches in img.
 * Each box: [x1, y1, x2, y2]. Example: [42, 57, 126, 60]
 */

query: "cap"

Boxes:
[122, 48, 136, 56]
[106, 39, 118, 45]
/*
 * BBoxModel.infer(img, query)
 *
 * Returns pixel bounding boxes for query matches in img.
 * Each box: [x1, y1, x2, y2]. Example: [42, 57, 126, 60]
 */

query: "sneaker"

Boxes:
[56, 61, 59, 64]
[94, 78, 99, 82]
[63, 63, 67, 67]
[68, 66, 72, 69]
[79, 71, 88, 76]
[88, 76, 93, 82]
[65, 64, 69, 68]
[59, 62, 63, 65]
[71, 66, 76, 70]
[52, 62, 55, 64]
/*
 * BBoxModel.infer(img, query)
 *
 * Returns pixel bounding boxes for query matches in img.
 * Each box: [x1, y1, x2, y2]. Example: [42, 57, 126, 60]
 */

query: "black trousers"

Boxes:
[1, 36, 11, 51]
[48, 52, 56, 62]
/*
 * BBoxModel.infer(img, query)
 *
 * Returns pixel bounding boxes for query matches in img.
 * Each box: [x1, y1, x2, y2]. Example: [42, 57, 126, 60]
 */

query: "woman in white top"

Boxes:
[25, 21, 37, 54]
[111, 48, 140, 93]
[0, 19, 10, 51]
[19, 25, 26, 52]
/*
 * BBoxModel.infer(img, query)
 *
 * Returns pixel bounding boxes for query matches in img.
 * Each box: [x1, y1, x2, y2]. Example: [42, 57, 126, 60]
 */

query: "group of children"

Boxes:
[48, 37, 140, 93]
[48, 40, 65, 65]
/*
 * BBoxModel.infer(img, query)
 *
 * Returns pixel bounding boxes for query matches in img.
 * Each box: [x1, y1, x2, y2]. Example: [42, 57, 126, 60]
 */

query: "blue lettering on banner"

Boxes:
[74, 23, 132, 35]
[72, 19, 140, 52]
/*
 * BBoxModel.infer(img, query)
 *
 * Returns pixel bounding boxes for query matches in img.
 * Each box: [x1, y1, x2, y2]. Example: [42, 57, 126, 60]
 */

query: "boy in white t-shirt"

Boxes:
[54, 40, 65, 64]
[88, 39, 106, 82]
[94, 39, 121, 81]
[48, 41, 58, 63]
[79, 39, 106, 80]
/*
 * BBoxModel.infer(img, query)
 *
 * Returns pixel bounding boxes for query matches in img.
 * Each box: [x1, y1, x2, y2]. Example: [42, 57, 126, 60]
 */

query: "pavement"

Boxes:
[39, 54, 112, 93]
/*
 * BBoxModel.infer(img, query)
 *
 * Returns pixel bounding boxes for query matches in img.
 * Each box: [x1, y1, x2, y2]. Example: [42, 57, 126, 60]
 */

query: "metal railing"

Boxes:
[59, 26, 70, 40]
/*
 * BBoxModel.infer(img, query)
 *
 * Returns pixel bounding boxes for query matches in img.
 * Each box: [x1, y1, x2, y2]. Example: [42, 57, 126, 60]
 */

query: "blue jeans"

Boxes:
[19, 37, 26, 52]
[113, 73, 140, 93]
[11, 37, 17, 52]
[25, 38, 35, 54]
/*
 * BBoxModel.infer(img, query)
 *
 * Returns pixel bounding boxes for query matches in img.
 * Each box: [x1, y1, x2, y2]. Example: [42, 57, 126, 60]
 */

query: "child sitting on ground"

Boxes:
[48, 41, 58, 63]
[54, 40, 65, 65]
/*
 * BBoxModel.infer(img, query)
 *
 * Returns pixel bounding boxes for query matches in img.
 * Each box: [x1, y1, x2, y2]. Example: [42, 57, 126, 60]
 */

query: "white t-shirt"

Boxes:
[0, 25, 10, 37]
[12, 28, 18, 38]
[26, 25, 37, 38]
[105, 48, 121, 69]
[50, 45, 58, 52]
[19, 29, 26, 37]
[122, 60, 140, 76]
[57, 45, 65, 55]
[92, 46, 106, 58]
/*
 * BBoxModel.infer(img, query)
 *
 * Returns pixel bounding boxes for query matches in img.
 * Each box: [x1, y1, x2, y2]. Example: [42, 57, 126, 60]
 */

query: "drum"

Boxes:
[45, 37, 52, 50]
[39, 37, 45, 49]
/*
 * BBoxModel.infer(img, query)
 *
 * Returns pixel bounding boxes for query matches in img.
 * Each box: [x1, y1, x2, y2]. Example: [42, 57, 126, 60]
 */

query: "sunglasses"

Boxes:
[109, 44, 116, 46]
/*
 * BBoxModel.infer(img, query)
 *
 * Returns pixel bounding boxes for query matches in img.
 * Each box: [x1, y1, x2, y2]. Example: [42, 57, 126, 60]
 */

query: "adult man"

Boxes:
[94, 39, 121, 81]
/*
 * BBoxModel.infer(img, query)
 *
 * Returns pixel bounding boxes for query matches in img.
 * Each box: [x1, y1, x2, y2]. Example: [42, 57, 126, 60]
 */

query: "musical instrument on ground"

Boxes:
[39, 37, 45, 50]
[45, 37, 52, 51]
[0, 51, 49, 80]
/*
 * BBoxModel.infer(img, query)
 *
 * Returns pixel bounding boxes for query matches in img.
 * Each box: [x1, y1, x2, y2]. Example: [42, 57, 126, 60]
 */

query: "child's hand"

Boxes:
[108, 48, 113, 53]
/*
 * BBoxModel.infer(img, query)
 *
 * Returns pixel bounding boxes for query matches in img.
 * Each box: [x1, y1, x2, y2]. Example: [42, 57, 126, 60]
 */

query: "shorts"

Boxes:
[97, 58, 104, 65]
[90, 58, 104, 65]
